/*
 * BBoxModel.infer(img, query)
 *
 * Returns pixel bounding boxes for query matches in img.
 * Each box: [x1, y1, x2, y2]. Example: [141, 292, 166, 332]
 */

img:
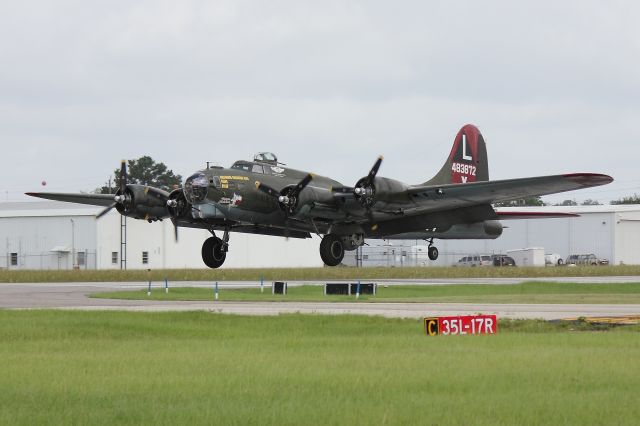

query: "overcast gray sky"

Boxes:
[1, 0, 639, 204]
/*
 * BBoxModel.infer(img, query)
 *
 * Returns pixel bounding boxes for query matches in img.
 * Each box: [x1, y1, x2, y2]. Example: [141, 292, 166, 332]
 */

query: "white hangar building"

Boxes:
[345, 205, 640, 267]
[0, 201, 322, 270]
[2, 202, 639, 270]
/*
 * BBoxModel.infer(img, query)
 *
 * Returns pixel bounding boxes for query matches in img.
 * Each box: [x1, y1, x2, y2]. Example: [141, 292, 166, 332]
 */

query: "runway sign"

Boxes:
[424, 315, 497, 336]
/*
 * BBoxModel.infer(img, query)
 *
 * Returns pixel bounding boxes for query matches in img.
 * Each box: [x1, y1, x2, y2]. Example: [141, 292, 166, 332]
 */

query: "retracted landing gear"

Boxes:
[320, 234, 345, 266]
[427, 238, 439, 261]
[201, 230, 229, 269]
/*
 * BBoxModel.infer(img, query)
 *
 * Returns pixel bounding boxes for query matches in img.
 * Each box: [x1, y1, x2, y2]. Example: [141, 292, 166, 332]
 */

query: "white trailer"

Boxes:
[506, 247, 546, 267]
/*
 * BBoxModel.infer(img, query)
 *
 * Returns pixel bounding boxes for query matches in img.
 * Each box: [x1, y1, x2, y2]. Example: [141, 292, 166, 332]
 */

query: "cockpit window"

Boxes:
[254, 152, 278, 164]
[251, 164, 265, 174]
[231, 162, 251, 171]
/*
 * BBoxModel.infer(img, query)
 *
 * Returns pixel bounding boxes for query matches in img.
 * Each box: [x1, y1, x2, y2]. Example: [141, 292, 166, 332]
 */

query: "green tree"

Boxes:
[555, 199, 577, 206]
[611, 194, 640, 205]
[581, 199, 601, 206]
[96, 156, 183, 194]
[494, 197, 545, 207]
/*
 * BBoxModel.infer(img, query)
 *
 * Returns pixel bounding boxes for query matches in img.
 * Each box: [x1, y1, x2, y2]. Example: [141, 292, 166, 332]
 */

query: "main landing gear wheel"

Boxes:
[428, 245, 439, 261]
[202, 236, 226, 268]
[320, 234, 345, 267]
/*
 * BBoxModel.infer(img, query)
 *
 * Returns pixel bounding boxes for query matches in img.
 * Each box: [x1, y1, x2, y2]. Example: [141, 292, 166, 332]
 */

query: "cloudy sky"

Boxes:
[1, 0, 639, 204]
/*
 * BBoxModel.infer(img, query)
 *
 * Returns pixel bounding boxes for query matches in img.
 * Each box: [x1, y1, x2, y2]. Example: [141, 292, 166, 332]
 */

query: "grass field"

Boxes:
[2, 264, 640, 283]
[92, 281, 640, 304]
[0, 310, 639, 425]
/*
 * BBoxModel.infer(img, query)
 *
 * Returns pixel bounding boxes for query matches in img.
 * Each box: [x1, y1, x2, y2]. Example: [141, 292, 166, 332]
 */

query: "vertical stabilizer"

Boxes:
[423, 124, 489, 185]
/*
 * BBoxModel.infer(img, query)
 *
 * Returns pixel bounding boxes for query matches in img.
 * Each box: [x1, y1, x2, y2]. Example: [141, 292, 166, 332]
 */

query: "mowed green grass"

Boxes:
[93, 281, 640, 304]
[1, 310, 639, 425]
[2, 264, 640, 283]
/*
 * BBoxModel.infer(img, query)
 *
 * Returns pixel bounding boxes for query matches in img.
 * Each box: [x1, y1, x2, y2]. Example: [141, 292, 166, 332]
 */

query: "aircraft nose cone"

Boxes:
[184, 173, 209, 203]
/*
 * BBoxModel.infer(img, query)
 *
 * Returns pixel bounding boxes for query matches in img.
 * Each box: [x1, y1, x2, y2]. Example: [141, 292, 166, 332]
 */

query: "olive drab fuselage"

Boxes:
[182, 158, 343, 232]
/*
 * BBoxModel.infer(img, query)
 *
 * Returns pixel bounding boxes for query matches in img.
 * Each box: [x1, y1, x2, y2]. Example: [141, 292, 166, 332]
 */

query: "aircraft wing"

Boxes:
[406, 173, 612, 211]
[25, 192, 115, 207]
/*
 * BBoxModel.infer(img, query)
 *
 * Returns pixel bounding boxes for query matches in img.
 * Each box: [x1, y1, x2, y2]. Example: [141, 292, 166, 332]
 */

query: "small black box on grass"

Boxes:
[349, 283, 376, 295]
[272, 281, 287, 295]
[324, 283, 349, 295]
[324, 283, 377, 295]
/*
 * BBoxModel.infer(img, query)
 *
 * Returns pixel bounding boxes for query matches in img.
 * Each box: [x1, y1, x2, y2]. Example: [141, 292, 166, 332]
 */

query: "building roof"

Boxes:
[0, 201, 105, 218]
[496, 204, 640, 214]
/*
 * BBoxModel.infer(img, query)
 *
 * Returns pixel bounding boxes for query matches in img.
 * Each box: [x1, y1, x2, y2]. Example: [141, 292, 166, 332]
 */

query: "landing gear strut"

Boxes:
[427, 238, 439, 261]
[320, 234, 345, 266]
[201, 230, 229, 269]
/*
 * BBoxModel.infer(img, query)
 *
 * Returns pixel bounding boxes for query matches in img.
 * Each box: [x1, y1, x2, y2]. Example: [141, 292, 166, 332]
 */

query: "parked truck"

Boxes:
[506, 247, 546, 267]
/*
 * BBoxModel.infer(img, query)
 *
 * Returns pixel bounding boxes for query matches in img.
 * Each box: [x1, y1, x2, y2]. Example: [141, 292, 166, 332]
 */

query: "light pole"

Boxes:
[70, 219, 75, 269]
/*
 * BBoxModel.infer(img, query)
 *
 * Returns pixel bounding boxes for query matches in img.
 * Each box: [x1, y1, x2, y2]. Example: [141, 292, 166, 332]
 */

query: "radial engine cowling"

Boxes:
[167, 188, 191, 220]
[116, 184, 171, 221]
[355, 176, 408, 208]
[280, 185, 334, 216]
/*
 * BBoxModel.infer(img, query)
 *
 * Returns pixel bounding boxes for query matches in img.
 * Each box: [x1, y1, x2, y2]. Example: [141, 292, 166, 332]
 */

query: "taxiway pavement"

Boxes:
[2, 278, 640, 320]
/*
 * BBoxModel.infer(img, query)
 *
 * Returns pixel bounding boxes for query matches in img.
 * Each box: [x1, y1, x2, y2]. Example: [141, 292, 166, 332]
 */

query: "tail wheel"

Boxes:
[202, 237, 226, 268]
[428, 245, 439, 261]
[320, 234, 345, 266]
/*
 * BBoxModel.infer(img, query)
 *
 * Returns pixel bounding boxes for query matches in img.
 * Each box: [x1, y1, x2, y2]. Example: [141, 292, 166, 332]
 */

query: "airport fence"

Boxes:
[0, 250, 98, 271]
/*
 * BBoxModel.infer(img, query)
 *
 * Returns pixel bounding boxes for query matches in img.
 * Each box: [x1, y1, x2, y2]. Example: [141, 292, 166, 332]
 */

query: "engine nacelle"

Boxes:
[371, 177, 410, 203]
[355, 176, 409, 207]
[116, 184, 171, 221]
[280, 185, 334, 216]
[167, 188, 192, 220]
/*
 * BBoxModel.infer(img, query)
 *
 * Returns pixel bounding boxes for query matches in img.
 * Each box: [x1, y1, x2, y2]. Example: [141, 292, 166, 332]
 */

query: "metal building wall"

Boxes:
[95, 212, 322, 269]
[0, 202, 322, 270]
[0, 210, 98, 270]
[614, 210, 640, 265]
[3, 202, 639, 269]
[346, 207, 639, 267]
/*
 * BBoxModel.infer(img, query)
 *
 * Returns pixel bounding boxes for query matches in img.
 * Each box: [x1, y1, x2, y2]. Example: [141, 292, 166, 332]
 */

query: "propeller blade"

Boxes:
[293, 173, 313, 195]
[364, 156, 383, 185]
[258, 174, 313, 218]
[96, 203, 115, 219]
[119, 160, 127, 193]
[172, 218, 179, 242]
[256, 182, 280, 198]
[284, 218, 290, 241]
[95, 160, 131, 220]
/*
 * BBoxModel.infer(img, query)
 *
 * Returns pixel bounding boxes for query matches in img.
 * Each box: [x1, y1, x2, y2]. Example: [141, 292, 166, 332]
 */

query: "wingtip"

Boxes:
[563, 173, 614, 186]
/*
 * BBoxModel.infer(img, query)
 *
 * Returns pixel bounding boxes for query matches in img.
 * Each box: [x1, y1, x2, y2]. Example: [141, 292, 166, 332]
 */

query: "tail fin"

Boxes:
[424, 124, 489, 185]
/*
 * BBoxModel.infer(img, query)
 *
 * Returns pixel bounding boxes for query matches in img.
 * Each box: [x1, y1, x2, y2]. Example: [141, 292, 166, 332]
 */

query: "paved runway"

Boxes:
[2, 278, 640, 320]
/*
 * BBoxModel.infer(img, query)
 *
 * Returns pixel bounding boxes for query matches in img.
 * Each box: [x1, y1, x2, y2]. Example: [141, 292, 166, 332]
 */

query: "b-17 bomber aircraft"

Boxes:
[27, 124, 613, 268]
